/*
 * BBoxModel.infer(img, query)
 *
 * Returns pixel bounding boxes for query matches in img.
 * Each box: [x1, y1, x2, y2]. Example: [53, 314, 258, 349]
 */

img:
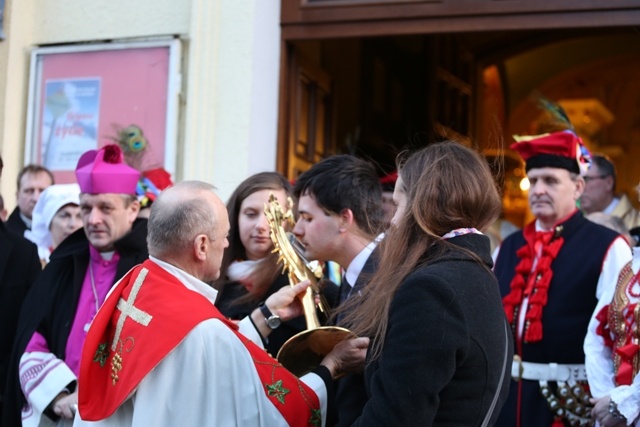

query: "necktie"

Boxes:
[340, 276, 352, 304]
[336, 277, 352, 326]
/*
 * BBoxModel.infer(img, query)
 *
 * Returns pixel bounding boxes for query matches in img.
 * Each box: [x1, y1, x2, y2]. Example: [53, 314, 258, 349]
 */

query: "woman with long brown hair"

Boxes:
[213, 172, 307, 355]
[339, 141, 513, 426]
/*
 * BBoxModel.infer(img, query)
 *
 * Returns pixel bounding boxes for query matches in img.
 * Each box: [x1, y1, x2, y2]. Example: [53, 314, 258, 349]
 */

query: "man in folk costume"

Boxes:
[493, 130, 631, 427]
[585, 184, 640, 426]
[2, 144, 148, 427]
[74, 181, 368, 427]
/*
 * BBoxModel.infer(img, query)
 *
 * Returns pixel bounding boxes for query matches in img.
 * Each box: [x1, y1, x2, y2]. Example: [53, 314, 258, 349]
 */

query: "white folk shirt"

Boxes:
[585, 246, 640, 425]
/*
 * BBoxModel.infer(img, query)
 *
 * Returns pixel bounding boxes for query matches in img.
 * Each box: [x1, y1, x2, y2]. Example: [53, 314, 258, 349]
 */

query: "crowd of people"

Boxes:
[0, 123, 639, 426]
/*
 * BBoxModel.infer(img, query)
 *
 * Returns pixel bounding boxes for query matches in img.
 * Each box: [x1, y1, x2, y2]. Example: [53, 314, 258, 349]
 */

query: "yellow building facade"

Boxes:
[0, 0, 283, 205]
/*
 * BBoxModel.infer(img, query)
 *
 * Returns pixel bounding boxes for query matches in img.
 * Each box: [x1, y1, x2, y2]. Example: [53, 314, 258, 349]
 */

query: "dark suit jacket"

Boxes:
[5, 207, 28, 235]
[332, 248, 379, 427]
[0, 221, 41, 421]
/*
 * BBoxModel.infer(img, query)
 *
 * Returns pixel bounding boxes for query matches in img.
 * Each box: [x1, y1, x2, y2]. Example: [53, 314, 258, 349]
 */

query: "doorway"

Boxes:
[278, 27, 640, 227]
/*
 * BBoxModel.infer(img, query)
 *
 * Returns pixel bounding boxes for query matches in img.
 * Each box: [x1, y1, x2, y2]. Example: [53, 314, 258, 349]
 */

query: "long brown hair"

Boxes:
[213, 172, 293, 302]
[341, 141, 502, 361]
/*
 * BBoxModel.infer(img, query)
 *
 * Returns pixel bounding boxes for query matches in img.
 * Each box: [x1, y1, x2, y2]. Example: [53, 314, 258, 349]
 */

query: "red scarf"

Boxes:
[78, 260, 320, 426]
[502, 222, 565, 343]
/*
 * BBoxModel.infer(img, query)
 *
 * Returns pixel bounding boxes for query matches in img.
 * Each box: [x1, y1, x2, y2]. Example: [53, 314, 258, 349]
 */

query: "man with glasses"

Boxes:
[579, 155, 640, 238]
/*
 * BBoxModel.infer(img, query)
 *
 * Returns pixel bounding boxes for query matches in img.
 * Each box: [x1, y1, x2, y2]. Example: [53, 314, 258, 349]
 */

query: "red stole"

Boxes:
[78, 260, 320, 426]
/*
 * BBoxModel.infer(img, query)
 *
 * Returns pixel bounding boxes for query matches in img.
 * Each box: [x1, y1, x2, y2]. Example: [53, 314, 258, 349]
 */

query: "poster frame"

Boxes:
[24, 38, 181, 179]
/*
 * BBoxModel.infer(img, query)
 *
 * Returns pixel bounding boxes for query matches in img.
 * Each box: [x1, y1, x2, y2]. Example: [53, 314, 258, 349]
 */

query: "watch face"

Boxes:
[267, 315, 281, 329]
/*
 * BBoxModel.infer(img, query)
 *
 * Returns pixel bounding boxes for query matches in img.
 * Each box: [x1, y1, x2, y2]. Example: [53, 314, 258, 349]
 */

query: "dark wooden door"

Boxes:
[282, 48, 335, 179]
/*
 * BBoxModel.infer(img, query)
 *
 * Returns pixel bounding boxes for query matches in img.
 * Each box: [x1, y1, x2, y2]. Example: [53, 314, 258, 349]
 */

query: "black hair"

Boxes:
[293, 155, 383, 236]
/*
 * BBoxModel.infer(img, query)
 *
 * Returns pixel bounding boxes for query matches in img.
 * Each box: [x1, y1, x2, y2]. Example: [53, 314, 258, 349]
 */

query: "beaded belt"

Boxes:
[511, 356, 592, 425]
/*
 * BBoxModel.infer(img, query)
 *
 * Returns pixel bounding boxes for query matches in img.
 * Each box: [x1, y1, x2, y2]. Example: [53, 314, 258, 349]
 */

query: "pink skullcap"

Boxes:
[75, 144, 140, 194]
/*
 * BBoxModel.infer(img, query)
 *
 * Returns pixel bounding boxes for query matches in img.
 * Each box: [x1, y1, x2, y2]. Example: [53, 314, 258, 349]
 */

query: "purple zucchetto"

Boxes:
[75, 144, 140, 194]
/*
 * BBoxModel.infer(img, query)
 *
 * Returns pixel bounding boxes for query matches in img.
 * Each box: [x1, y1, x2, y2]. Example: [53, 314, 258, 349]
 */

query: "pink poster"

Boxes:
[33, 46, 170, 184]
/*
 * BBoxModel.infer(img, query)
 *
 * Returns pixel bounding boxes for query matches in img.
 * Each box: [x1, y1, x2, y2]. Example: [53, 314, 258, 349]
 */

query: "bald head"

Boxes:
[147, 181, 227, 259]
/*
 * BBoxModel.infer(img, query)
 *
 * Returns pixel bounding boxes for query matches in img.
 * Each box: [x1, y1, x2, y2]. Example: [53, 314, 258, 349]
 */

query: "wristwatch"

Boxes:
[260, 304, 281, 330]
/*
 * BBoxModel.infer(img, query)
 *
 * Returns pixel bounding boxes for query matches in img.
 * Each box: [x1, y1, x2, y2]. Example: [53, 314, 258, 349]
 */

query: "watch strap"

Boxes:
[259, 304, 273, 319]
[259, 304, 281, 329]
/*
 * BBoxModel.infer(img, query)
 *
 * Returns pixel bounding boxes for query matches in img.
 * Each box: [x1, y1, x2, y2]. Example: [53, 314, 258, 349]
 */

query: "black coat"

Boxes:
[5, 207, 28, 236]
[2, 219, 149, 427]
[331, 249, 379, 427]
[0, 222, 41, 422]
[353, 234, 512, 426]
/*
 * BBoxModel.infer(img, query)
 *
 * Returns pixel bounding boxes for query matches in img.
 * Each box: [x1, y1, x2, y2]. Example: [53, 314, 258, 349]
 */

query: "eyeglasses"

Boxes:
[584, 175, 608, 183]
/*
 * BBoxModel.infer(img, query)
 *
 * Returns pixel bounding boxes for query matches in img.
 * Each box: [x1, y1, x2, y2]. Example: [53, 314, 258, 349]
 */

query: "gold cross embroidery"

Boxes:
[109, 268, 153, 385]
[111, 268, 153, 351]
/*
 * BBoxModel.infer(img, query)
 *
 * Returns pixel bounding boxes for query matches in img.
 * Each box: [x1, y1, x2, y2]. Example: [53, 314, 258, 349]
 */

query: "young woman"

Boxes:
[339, 141, 513, 426]
[214, 172, 335, 355]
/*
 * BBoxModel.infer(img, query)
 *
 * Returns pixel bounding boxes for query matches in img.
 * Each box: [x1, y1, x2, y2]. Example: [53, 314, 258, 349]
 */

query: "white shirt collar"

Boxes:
[534, 221, 550, 233]
[603, 197, 620, 215]
[344, 233, 384, 288]
[149, 256, 218, 305]
[20, 212, 32, 229]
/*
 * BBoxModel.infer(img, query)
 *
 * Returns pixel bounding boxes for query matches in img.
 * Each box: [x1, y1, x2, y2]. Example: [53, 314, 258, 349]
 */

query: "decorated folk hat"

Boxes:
[75, 144, 140, 194]
[136, 167, 173, 209]
[510, 130, 591, 176]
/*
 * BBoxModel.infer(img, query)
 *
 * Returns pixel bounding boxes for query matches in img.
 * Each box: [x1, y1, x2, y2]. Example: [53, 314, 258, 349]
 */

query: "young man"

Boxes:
[494, 131, 631, 427]
[293, 154, 384, 426]
[6, 164, 54, 234]
[2, 145, 148, 427]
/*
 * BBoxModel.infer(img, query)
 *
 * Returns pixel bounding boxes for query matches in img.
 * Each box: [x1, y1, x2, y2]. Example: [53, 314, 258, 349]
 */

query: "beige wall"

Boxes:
[31, 0, 190, 45]
[0, 0, 281, 209]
